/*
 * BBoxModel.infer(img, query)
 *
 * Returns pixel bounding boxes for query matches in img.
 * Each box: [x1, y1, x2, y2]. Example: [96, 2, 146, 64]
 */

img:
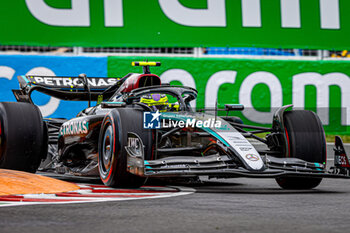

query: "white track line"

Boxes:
[0, 186, 195, 208]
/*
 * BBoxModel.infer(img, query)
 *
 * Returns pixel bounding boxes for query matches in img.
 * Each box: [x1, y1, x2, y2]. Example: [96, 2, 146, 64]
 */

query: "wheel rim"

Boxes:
[100, 124, 114, 176]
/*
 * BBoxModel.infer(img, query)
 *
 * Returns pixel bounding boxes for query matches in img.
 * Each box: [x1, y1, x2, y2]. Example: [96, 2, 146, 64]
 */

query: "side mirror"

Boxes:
[224, 104, 244, 111]
[101, 102, 126, 108]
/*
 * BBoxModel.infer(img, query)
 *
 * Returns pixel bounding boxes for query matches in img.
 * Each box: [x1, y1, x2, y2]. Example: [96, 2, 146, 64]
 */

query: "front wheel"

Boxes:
[276, 177, 322, 190]
[98, 108, 152, 188]
[275, 110, 326, 189]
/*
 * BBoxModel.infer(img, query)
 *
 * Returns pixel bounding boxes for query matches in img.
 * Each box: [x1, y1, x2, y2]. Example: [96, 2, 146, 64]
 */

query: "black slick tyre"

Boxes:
[0, 102, 47, 173]
[275, 110, 326, 189]
[98, 108, 152, 188]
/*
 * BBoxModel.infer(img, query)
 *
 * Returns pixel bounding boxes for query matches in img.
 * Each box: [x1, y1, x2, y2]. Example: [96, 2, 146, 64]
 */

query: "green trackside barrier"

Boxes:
[108, 56, 350, 136]
[1, 0, 349, 49]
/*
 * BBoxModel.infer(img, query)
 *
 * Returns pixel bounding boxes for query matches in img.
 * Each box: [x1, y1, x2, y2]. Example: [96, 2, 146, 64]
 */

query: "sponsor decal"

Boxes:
[245, 154, 260, 161]
[229, 136, 244, 140]
[28, 76, 118, 88]
[335, 153, 350, 168]
[59, 120, 89, 136]
[161, 164, 188, 169]
[235, 144, 253, 147]
[126, 133, 144, 158]
[239, 147, 253, 151]
[232, 140, 248, 143]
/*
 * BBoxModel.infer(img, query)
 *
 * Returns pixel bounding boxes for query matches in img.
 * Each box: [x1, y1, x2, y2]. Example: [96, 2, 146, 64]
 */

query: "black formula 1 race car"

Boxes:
[0, 62, 349, 189]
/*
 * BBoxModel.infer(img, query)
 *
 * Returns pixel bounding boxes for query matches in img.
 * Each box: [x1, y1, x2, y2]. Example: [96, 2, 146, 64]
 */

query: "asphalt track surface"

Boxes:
[0, 144, 350, 233]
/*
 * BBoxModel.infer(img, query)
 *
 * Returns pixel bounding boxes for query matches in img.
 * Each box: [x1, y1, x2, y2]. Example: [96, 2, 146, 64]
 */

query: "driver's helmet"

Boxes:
[140, 93, 169, 111]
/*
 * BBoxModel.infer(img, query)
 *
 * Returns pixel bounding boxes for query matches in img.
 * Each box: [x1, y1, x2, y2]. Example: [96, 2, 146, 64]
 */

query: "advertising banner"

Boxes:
[0, 55, 107, 118]
[108, 56, 350, 134]
[0, 0, 349, 49]
[0, 54, 348, 135]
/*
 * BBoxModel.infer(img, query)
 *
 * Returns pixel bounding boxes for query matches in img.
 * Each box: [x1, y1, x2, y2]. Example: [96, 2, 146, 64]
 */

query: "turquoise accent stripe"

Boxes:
[203, 127, 230, 147]
[314, 163, 323, 171]
[104, 101, 124, 104]
[144, 160, 149, 165]
[21, 75, 29, 84]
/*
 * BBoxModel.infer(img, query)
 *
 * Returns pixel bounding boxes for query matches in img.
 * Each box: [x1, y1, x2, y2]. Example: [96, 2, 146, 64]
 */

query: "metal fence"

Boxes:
[0, 45, 348, 60]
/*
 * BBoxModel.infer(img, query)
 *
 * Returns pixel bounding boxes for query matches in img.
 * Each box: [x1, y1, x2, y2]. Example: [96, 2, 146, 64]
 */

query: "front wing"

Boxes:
[126, 137, 350, 180]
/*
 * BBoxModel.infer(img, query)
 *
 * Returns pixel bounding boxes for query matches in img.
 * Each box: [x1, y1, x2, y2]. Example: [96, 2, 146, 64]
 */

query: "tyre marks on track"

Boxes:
[0, 183, 194, 207]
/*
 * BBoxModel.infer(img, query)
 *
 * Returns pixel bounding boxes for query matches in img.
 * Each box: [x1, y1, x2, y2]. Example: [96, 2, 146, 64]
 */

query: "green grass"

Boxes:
[326, 135, 350, 143]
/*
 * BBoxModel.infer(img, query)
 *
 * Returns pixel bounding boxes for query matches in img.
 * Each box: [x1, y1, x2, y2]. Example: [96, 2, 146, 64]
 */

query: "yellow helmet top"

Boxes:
[140, 93, 169, 111]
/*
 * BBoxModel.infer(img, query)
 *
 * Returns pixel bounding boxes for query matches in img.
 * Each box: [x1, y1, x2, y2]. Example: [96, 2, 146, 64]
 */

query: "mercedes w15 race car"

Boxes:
[0, 62, 349, 189]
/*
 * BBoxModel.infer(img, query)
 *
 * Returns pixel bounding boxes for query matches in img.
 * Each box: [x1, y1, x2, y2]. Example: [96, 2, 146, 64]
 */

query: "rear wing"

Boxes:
[18, 75, 121, 90]
[14, 75, 125, 102]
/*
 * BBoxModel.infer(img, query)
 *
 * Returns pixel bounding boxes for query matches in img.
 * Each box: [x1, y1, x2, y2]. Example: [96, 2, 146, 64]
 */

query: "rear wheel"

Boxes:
[98, 108, 152, 188]
[275, 110, 326, 189]
[0, 102, 47, 173]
